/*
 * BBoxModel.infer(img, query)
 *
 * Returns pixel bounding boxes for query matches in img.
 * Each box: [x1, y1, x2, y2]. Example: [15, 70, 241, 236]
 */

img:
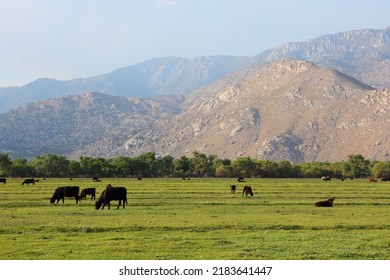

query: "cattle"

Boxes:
[79, 187, 96, 200]
[321, 176, 331, 181]
[93, 177, 101, 182]
[369, 177, 377, 183]
[242, 186, 253, 197]
[0, 178, 6, 184]
[95, 185, 127, 210]
[50, 186, 80, 204]
[237, 177, 245, 182]
[381, 177, 390, 182]
[22, 178, 36, 185]
[230, 184, 236, 194]
[314, 196, 335, 207]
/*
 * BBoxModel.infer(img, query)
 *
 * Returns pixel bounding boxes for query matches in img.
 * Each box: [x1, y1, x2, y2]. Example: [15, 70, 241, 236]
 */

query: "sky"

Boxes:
[0, 0, 389, 87]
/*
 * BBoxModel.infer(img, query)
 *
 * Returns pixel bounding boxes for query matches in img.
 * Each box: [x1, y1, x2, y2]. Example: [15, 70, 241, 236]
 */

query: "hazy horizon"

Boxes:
[1, 0, 389, 87]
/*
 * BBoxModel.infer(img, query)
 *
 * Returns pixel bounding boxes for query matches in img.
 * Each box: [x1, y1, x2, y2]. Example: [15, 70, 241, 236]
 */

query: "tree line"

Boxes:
[1, 151, 390, 179]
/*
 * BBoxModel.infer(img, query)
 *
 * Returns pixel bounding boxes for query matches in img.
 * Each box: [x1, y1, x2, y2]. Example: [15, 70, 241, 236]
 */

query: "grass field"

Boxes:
[0, 177, 389, 260]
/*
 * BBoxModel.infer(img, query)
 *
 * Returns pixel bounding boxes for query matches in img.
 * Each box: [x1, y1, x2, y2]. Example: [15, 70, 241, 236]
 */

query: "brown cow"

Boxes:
[79, 187, 96, 200]
[315, 196, 335, 207]
[242, 186, 253, 197]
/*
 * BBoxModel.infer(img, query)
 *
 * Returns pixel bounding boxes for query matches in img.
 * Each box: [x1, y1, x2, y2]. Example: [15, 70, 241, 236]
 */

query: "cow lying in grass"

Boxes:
[315, 196, 335, 207]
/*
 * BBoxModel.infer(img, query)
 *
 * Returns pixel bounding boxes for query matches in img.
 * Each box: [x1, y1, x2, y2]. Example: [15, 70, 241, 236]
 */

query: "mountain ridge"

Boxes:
[0, 27, 389, 113]
[2, 58, 390, 162]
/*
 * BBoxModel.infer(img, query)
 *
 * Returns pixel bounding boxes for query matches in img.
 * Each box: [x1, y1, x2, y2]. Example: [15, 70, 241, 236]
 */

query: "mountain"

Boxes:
[110, 59, 390, 162]
[2, 59, 390, 162]
[0, 56, 257, 113]
[0, 27, 389, 114]
[260, 27, 390, 89]
[0, 92, 182, 159]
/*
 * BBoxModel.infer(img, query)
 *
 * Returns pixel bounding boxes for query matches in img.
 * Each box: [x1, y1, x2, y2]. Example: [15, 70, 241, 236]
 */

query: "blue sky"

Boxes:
[0, 0, 389, 87]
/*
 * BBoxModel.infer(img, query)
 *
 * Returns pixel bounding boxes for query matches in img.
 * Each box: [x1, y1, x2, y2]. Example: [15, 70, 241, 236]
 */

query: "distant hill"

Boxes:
[2, 59, 390, 162]
[0, 92, 181, 159]
[0, 56, 257, 113]
[0, 27, 389, 113]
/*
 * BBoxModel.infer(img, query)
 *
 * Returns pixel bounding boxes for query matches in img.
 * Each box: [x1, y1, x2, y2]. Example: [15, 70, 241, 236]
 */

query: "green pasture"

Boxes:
[0, 177, 389, 260]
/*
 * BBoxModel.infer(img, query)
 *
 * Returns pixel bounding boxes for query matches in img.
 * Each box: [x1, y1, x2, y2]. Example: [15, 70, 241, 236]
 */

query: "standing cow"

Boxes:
[79, 187, 96, 200]
[95, 185, 127, 209]
[22, 178, 36, 185]
[0, 178, 6, 184]
[230, 184, 236, 194]
[50, 186, 80, 204]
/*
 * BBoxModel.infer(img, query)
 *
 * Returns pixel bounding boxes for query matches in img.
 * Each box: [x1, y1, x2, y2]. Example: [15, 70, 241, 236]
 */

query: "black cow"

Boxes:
[50, 186, 80, 204]
[242, 186, 253, 197]
[79, 187, 96, 200]
[381, 177, 390, 182]
[0, 178, 6, 184]
[314, 196, 335, 207]
[321, 176, 331, 181]
[93, 177, 101, 182]
[237, 177, 245, 182]
[230, 184, 236, 194]
[22, 178, 35, 185]
[95, 185, 127, 210]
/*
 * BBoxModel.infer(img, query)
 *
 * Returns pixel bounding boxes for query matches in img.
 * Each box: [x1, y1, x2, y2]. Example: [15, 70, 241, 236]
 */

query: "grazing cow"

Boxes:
[314, 196, 335, 207]
[95, 186, 127, 210]
[381, 177, 390, 182]
[93, 177, 101, 182]
[242, 186, 253, 197]
[50, 186, 80, 204]
[237, 177, 245, 182]
[321, 176, 331, 181]
[137, 177, 142, 181]
[22, 178, 36, 185]
[230, 184, 236, 194]
[0, 178, 6, 184]
[79, 187, 96, 200]
[369, 177, 377, 183]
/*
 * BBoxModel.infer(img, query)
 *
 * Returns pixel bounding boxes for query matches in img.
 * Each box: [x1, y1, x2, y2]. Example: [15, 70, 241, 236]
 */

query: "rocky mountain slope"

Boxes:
[0, 92, 181, 159]
[260, 27, 390, 88]
[0, 27, 389, 113]
[2, 58, 390, 162]
[113, 59, 390, 162]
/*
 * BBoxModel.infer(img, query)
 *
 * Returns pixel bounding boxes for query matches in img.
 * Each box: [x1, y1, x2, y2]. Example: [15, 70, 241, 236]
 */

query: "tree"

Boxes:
[215, 165, 234, 177]
[255, 160, 279, 177]
[80, 156, 107, 177]
[160, 155, 175, 176]
[0, 153, 12, 175]
[174, 156, 191, 177]
[10, 158, 31, 177]
[371, 161, 390, 178]
[190, 151, 215, 177]
[347, 154, 371, 178]
[231, 157, 256, 177]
